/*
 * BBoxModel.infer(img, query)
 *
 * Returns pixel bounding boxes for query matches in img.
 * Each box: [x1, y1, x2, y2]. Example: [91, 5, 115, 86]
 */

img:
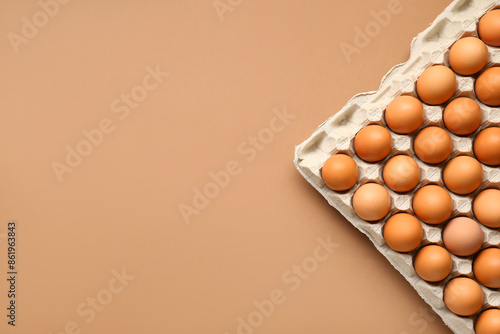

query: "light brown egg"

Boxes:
[383, 155, 420, 192]
[414, 127, 453, 164]
[321, 154, 358, 191]
[443, 217, 483, 256]
[474, 189, 500, 228]
[412, 185, 453, 225]
[416, 65, 456, 105]
[448, 37, 488, 75]
[414, 245, 452, 282]
[443, 97, 482, 135]
[474, 248, 500, 288]
[444, 277, 484, 316]
[354, 125, 392, 162]
[475, 67, 500, 106]
[385, 96, 424, 134]
[478, 9, 500, 46]
[383, 213, 423, 252]
[443, 156, 483, 195]
[352, 183, 391, 222]
[476, 309, 500, 334]
[474, 127, 500, 166]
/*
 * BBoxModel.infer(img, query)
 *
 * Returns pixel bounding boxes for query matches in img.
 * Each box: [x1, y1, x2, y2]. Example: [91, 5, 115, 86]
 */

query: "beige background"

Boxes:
[0, 0, 455, 333]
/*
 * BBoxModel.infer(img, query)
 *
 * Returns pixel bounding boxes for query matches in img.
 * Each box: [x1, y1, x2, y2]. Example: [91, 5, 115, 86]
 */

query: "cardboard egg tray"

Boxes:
[294, 0, 500, 333]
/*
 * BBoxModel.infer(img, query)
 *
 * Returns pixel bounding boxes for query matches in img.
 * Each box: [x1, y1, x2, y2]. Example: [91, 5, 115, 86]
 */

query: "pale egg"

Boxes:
[352, 183, 391, 222]
[443, 217, 483, 256]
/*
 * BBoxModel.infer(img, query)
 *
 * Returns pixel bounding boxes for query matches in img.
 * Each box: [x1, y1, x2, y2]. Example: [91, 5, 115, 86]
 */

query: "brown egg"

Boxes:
[383, 213, 423, 252]
[383, 155, 420, 192]
[414, 127, 453, 164]
[443, 217, 483, 256]
[476, 309, 500, 334]
[443, 156, 483, 195]
[412, 185, 453, 225]
[448, 37, 488, 75]
[474, 248, 500, 288]
[354, 125, 392, 162]
[444, 277, 484, 316]
[478, 9, 500, 46]
[474, 189, 500, 228]
[352, 183, 391, 222]
[322, 154, 358, 191]
[416, 65, 456, 105]
[476, 67, 500, 106]
[414, 245, 452, 282]
[385, 96, 424, 134]
[443, 97, 482, 135]
[474, 127, 500, 166]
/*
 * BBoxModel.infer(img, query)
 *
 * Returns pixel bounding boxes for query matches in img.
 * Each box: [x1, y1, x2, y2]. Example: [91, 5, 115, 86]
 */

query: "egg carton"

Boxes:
[294, 0, 500, 333]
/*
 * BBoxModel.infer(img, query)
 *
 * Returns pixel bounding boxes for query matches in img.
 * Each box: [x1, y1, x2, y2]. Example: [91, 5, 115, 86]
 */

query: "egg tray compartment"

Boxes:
[294, 0, 500, 333]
